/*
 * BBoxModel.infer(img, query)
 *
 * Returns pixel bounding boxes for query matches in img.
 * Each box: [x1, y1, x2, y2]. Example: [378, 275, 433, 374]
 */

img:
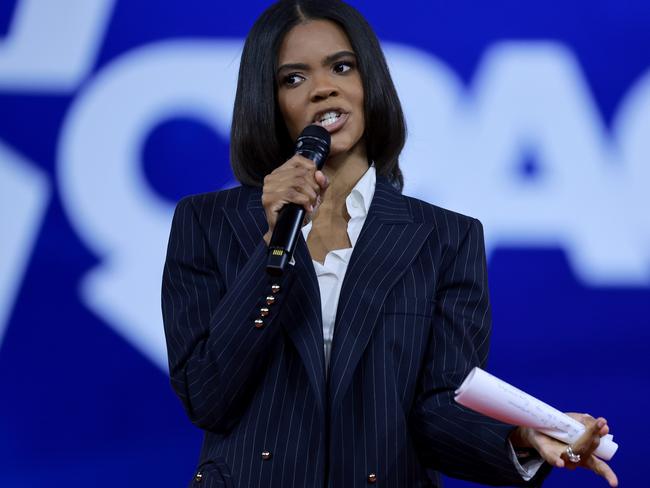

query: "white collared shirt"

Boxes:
[301, 164, 376, 371]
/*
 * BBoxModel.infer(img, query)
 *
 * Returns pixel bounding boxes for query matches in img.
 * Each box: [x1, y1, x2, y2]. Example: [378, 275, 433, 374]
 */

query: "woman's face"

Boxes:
[276, 20, 365, 160]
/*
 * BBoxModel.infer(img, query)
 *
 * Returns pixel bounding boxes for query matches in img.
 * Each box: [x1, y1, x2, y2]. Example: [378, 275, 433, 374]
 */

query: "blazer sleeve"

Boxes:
[161, 196, 296, 433]
[409, 217, 550, 486]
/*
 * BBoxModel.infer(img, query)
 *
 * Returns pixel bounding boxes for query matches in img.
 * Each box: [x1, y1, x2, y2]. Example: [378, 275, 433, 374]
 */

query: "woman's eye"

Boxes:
[283, 74, 304, 86]
[334, 62, 353, 74]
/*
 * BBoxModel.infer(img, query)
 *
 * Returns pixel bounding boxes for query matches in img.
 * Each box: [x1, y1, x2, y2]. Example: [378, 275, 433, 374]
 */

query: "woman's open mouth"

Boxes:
[313, 110, 349, 134]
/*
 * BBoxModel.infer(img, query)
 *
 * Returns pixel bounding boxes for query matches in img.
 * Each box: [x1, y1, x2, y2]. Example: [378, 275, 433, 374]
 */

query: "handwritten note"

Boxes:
[454, 367, 618, 460]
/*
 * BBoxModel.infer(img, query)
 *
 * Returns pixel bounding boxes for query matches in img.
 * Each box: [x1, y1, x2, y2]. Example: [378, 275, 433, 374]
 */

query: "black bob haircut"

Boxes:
[230, 0, 407, 191]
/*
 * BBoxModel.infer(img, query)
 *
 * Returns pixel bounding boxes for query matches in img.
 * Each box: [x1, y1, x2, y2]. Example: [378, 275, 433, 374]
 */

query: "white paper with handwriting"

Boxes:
[454, 367, 618, 460]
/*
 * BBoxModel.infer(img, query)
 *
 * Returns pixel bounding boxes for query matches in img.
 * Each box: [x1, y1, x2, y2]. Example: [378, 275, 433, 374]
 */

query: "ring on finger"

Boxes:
[565, 446, 581, 463]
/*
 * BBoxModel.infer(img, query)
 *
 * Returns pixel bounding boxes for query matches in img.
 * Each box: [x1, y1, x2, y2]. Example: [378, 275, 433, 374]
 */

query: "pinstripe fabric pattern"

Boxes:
[162, 176, 549, 487]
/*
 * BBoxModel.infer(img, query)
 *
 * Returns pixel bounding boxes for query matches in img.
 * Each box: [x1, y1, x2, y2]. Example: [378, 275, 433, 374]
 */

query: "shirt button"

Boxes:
[261, 450, 272, 460]
[259, 307, 269, 317]
[271, 284, 281, 293]
[367, 473, 377, 484]
[194, 471, 203, 483]
[266, 295, 275, 305]
[254, 318, 264, 329]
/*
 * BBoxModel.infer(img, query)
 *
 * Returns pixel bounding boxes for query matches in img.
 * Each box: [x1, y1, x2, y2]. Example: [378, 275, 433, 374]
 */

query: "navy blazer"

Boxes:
[162, 176, 547, 487]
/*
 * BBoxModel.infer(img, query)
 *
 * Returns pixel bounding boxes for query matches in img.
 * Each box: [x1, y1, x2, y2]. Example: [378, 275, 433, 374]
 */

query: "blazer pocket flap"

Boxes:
[383, 296, 435, 318]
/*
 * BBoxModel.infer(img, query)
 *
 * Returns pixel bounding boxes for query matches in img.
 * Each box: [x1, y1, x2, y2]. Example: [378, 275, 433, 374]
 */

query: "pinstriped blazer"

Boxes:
[162, 175, 548, 488]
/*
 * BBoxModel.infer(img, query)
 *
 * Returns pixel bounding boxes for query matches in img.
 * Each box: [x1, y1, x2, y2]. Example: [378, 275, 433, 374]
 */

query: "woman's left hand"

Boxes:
[509, 413, 618, 487]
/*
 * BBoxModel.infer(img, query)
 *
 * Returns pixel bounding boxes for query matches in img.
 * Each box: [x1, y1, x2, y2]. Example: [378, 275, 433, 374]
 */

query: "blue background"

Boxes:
[1, 1, 648, 487]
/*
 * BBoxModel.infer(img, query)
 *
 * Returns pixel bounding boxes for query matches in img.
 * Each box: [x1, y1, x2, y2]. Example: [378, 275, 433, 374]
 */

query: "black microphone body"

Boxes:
[266, 125, 331, 276]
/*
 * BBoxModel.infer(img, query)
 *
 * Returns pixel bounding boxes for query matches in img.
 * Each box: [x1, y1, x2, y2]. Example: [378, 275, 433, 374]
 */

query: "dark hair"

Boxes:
[230, 0, 406, 191]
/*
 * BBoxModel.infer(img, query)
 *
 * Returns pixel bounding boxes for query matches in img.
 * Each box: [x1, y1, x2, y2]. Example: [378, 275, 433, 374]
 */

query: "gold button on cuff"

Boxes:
[254, 318, 264, 329]
[261, 450, 272, 460]
[367, 473, 377, 484]
[266, 295, 275, 305]
[260, 307, 269, 317]
[271, 284, 281, 293]
[194, 471, 203, 483]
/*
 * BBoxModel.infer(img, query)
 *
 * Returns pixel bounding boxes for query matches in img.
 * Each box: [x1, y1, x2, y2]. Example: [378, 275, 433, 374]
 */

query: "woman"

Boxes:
[162, 1, 618, 486]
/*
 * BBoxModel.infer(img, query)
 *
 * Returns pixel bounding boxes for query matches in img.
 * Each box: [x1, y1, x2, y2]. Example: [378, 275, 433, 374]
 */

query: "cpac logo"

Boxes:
[1, 0, 648, 370]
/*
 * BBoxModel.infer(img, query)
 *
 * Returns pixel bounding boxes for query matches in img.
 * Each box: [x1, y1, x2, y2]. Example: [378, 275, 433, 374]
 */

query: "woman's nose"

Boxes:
[310, 74, 338, 102]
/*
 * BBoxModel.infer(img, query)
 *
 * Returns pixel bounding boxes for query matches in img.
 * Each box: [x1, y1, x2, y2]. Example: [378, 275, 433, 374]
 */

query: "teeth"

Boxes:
[317, 111, 341, 126]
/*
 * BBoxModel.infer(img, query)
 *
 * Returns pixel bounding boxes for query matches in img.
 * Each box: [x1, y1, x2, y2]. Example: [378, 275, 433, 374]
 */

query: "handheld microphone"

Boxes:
[266, 124, 331, 276]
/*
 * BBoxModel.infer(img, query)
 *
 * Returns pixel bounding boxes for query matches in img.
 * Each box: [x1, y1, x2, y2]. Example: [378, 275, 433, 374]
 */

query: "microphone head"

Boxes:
[295, 124, 331, 169]
[298, 124, 331, 144]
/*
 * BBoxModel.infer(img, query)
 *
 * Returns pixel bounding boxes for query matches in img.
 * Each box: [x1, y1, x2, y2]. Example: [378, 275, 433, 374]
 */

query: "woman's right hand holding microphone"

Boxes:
[261, 155, 329, 246]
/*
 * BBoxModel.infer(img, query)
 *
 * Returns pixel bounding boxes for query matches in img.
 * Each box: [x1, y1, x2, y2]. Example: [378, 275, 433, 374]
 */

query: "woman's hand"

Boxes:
[261, 155, 329, 245]
[510, 413, 618, 486]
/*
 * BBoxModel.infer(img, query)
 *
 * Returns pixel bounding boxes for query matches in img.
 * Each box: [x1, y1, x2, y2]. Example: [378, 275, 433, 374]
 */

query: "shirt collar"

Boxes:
[345, 164, 375, 220]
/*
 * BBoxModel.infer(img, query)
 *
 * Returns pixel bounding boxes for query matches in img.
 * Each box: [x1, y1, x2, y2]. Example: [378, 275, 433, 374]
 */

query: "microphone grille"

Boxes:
[297, 124, 331, 147]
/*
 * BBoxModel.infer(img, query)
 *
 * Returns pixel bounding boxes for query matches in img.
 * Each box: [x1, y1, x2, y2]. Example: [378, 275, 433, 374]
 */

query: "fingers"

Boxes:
[523, 429, 566, 468]
[523, 414, 618, 487]
[566, 413, 609, 436]
[543, 446, 565, 469]
[559, 447, 578, 471]
[561, 413, 618, 486]
[262, 155, 326, 232]
[585, 455, 619, 487]
[314, 170, 329, 192]
[572, 417, 607, 458]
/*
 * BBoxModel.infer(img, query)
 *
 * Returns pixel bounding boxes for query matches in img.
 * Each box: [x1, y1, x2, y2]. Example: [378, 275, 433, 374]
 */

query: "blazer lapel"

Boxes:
[223, 188, 326, 419]
[328, 177, 434, 413]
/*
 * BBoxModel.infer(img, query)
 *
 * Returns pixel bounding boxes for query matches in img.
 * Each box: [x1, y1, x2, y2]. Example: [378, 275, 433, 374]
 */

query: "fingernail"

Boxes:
[309, 205, 314, 212]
